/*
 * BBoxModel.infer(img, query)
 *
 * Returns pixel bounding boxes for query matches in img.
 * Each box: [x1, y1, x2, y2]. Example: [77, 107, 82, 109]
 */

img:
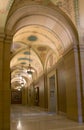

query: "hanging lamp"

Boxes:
[27, 46, 33, 77]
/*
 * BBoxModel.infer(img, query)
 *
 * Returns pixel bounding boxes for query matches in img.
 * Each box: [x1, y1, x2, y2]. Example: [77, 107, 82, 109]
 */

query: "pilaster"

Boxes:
[63, 44, 83, 122]
[0, 34, 12, 130]
[0, 33, 4, 130]
[44, 73, 48, 109]
[78, 44, 84, 121]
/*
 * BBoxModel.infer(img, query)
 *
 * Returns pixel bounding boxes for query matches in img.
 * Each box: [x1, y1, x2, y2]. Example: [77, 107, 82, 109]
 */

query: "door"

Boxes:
[11, 90, 22, 104]
[49, 75, 56, 112]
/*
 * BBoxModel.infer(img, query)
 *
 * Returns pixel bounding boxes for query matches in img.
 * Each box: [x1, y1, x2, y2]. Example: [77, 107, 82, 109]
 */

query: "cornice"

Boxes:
[63, 44, 80, 57]
[4, 34, 13, 44]
[0, 33, 13, 44]
[5, 34, 13, 40]
[0, 33, 5, 42]
[63, 43, 84, 59]
[78, 44, 84, 52]
[74, 0, 80, 26]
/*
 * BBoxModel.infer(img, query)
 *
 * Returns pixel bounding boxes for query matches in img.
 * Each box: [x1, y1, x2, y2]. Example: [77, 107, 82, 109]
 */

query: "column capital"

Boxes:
[4, 34, 13, 44]
[0, 33, 13, 44]
[63, 44, 84, 57]
[78, 44, 84, 51]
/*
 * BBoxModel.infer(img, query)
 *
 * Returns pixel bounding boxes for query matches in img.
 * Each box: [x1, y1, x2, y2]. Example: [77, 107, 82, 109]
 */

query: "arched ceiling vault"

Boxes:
[5, 1, 78, 90]
[6, 4, 77, 42]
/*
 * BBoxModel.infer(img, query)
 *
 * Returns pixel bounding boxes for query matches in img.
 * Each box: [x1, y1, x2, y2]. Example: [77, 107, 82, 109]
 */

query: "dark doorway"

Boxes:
[11, 90, 22, 104]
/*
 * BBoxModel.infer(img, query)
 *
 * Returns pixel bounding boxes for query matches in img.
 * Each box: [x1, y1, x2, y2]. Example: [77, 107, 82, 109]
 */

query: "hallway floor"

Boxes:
[11, 105, 84, 130]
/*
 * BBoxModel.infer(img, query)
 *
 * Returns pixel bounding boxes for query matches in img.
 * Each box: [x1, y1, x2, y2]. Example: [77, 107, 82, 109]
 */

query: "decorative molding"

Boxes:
[7, 0, 76, 25]
[74, 0, 80, 26]
[0, 33, 13, 44]
[78, 44, 84, 52]
[6, 4, 78, 43]
[4, 34, 13, 44]
[63, 44, 84, 59]
[63, 44, 79, 57]
[0, 33, 5, 42]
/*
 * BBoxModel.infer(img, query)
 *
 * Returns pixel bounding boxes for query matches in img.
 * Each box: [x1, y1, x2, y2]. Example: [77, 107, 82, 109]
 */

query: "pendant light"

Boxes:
[27, 46, 32, 78]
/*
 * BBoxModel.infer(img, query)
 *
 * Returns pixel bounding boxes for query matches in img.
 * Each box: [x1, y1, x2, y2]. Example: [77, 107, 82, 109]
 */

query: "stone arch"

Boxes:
[5, 4, 78, 44]
[4, 2, 83, 123]
[5, 3, 79, 74]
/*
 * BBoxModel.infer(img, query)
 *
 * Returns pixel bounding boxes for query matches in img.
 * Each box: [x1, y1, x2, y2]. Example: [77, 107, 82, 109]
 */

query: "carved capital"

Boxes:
[4, 34, 13, 44]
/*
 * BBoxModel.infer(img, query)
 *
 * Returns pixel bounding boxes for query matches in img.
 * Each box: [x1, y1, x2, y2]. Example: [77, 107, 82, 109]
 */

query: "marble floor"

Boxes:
[11, 105, 84, 130]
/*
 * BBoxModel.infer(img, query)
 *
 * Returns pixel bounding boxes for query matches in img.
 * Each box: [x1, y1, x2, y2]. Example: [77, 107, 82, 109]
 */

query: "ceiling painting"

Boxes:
[13, 25, 62, 57]
[10, 48, 43, 77]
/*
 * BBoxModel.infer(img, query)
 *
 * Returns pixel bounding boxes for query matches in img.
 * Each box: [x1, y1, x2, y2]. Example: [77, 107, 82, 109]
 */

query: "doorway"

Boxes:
[49, 74, 56, 112]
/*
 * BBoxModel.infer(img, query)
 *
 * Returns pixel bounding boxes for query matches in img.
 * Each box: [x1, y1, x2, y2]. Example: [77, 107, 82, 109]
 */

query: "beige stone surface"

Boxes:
[0, 1, 84, 129]
[11, 105, 84, 130]
[64, 49, 78, 121]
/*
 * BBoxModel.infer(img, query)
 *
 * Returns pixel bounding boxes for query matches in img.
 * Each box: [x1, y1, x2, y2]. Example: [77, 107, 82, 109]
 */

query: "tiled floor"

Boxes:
[11, 105, 84, 130]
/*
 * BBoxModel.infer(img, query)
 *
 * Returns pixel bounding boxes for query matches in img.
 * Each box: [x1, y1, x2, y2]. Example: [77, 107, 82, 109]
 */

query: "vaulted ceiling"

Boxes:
[0, 0, 77, 90]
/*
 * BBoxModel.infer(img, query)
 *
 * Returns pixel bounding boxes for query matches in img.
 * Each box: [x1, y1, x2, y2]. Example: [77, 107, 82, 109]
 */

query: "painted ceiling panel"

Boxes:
[10, 49, 43, 76]
[13, 25, 62, 56]
[12, 14, 73, 55]
[11, 42, 27, 53]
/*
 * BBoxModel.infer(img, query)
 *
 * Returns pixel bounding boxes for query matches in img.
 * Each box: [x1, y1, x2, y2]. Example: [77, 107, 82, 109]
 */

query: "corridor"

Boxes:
[11, 105, 84, 130]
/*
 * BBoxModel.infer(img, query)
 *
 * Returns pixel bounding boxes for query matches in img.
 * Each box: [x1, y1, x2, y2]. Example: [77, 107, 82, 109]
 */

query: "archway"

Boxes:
[5, 2, 83, 127]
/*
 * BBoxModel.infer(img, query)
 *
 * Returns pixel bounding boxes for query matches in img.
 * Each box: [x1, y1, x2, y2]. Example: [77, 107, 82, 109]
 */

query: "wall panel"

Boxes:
[57, 59, 66, 114]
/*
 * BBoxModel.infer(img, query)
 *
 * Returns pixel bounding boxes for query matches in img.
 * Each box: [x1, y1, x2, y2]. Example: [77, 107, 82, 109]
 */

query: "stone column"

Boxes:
[0, 34, 4, 129]
[0, 34, 12, 130]
[76, 0, 84, 122]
